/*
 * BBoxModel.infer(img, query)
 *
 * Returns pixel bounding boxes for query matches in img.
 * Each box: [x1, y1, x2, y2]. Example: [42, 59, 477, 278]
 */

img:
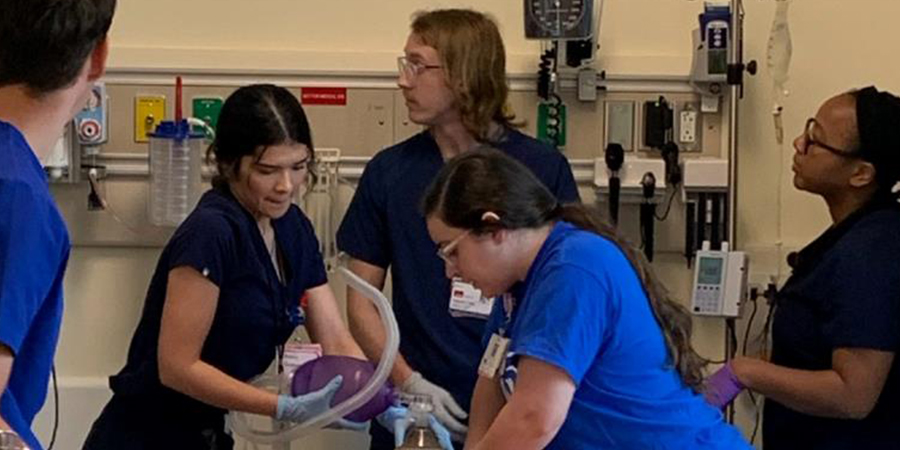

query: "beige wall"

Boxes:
[45, 1, 900, 449]
[107, 0, 708, 74]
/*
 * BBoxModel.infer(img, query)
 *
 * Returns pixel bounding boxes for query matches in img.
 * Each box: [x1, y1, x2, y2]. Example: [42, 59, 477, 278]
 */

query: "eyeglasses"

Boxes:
[800, 118, 858, 158]
[436, 229, 471, 267]
[398, 56, 442, 80]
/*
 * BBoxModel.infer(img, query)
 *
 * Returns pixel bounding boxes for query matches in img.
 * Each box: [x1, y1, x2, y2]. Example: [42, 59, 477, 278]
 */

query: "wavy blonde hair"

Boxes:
[411, 9, 516, 142]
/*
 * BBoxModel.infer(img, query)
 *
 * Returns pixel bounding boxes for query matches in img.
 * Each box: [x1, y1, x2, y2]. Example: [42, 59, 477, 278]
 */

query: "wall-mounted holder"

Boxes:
[682, 158, 730, 265]
[593, 157, 667, 203]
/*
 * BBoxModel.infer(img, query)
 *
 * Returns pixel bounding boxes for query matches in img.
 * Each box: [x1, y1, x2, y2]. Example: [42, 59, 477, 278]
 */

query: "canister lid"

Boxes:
[149, 119, 205, 140]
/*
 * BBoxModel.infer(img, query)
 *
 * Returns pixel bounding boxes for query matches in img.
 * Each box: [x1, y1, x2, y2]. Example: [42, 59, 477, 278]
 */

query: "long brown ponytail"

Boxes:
[554, 203, 707, 388]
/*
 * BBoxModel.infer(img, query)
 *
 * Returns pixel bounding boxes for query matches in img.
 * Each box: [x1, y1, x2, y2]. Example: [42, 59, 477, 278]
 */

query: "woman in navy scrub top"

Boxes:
[723, 87, 900, 449]
[83, 84, 366, 450]
[422, 149, 751, 450]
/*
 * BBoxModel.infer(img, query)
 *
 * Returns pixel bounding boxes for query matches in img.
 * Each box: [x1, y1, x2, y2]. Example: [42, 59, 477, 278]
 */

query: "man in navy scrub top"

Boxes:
[337, 9, 579, 450]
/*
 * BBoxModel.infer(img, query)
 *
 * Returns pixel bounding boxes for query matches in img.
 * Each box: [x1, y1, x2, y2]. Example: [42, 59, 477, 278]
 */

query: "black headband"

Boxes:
[855, 86, 900, 188]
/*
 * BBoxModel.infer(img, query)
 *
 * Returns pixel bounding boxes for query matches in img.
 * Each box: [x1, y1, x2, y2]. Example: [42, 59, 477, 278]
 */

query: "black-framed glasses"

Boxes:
[801, 118, 858, 157]
[398, 56, 442, 79]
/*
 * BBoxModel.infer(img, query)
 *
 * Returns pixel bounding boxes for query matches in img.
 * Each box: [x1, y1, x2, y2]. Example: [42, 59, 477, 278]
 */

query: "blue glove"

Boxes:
[377, 406, 453, 450]
[276, 375, 343, 423]
[327, 417, 369, 432]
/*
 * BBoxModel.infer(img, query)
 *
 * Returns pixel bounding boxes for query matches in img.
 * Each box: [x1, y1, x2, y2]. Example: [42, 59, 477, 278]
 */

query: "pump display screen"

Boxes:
[698, 257, 724, 285]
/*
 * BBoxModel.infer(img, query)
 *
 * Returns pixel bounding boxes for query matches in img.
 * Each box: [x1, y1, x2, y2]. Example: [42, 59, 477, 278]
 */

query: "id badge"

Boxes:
[281, 342, 322, 376]
[478, 333, 510, 379]
[449, 278, 495, 319]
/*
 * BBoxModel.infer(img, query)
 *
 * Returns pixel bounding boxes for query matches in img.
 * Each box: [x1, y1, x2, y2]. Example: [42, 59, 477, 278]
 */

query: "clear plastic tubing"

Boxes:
[230, 256, 400, 444]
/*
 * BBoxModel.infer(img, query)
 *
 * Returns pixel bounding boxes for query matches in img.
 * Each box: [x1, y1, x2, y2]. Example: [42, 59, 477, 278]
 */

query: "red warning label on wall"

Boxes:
[300, 87, 347, 106]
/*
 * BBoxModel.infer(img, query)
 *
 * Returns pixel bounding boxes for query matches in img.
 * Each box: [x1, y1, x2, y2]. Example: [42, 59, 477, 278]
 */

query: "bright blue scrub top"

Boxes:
[765, 199, 900, 449]
[486, 221, 751, 449]
[107, 186, 327, 427]
[0, 120, 70, 450]
[337, 129, 579, 412]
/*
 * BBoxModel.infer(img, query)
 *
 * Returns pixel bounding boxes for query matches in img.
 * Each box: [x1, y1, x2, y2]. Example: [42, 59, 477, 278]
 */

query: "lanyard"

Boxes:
[498, 293, 516, 337]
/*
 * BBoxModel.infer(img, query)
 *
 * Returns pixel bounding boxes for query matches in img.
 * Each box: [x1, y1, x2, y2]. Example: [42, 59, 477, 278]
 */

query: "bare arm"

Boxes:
[303, 283, 365, 358]
[468, 357, 574, 450]
[734, 348, 894, 419]
[0, 344, 12, 430]
[157, 266, 278, 416]
[464, 375, 505, 448]
[345, 257, 414, 385]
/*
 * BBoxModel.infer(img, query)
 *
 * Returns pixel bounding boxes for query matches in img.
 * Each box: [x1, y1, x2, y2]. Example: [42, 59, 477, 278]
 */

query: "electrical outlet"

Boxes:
[679, 109, 698, 144]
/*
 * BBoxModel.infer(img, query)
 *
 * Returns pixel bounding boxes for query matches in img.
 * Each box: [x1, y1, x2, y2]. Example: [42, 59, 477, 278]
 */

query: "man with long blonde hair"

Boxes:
[337, 9, 579, 449]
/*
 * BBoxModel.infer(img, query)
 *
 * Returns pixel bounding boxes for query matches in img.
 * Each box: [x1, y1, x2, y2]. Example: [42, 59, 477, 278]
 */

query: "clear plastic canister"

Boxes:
[148, 120, 205, 226]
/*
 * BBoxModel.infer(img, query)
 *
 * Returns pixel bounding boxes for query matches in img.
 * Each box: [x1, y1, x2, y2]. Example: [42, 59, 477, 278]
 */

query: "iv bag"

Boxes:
[767, 0, 792, 96]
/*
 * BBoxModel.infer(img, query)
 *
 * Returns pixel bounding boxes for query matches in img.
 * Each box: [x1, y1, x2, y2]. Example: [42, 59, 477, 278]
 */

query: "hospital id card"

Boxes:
[449, 278, 495, 319]
[479, 333, 510, 379]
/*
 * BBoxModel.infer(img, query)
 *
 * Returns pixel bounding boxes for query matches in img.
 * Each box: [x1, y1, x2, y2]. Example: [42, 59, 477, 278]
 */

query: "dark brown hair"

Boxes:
[0, 0, 117, 94]
[207, 84, 316, 190]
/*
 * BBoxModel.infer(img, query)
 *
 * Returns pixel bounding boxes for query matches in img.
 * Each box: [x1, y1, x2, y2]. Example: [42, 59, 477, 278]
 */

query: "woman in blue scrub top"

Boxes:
[422, 149, 751, 450]
[83, 84, 367, 450]
[717, 87, 900, 449]
[423, 150, 749, 450]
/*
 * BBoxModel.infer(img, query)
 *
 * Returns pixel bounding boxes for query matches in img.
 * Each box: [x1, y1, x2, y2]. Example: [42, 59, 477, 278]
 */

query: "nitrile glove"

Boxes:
[276, 375, 343, 422]
[401, 372, 468, 436]
[377, 405, 453, 450]
[702, 362, 745, 409]
[327, 418, 369, 432]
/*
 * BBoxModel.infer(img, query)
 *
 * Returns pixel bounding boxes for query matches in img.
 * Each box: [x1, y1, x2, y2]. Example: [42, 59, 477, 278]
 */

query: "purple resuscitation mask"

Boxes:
[291, 355, 396, 422]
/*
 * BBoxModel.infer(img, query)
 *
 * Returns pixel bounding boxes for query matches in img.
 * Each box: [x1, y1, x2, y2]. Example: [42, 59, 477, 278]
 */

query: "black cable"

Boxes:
[653, 187, 679, 221]
[741, 290, 759, 357]
[726, 319, 738, 424]
[741, 290, 763, 444]
[757, 284, 778, 358]
[728, 320, 738, 359]
[48, 365, 58, 450]
[748, 284, 780, 443]
[537, 47, 556, 101]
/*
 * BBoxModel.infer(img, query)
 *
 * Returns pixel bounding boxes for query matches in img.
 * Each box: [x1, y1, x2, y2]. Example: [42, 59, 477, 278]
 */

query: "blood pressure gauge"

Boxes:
[525, 0, 594, 40]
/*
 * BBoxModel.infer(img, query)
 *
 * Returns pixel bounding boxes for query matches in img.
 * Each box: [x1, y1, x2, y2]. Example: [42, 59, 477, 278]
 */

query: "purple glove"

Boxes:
[702, 362, 745, 409]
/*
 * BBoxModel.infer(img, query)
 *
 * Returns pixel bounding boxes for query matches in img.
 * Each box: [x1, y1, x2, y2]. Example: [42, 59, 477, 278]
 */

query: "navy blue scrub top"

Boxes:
[764, 199, 900, 449]
[109, 186, 327, 422]
[336, 128, 579, 413]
